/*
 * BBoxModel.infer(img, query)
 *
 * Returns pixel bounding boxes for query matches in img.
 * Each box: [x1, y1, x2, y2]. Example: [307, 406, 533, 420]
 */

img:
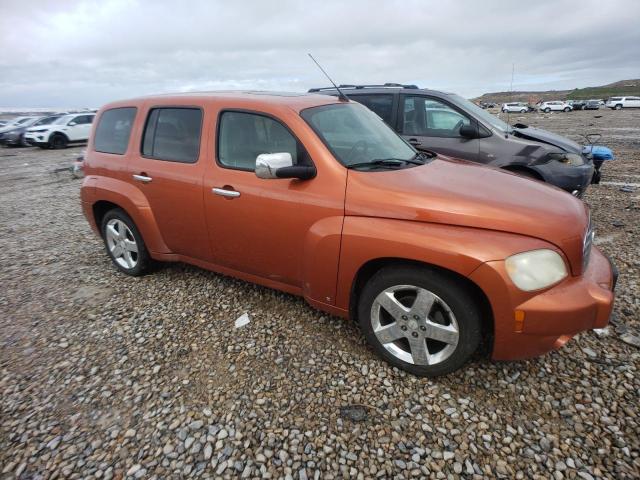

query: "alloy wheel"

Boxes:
[105, 219, 139, 269]
[370, 285, 459, 366]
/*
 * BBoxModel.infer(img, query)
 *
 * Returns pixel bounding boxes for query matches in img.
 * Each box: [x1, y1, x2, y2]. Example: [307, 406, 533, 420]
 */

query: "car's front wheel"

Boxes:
[101, 208, 151, 276]
[544, 108, 551, 113]
[564, 107, 571, 112]
[520, 109, 527, 113]
[50, 133, 68, 149]
[358, 266, 481, 377]
[615, 104, 623, 110]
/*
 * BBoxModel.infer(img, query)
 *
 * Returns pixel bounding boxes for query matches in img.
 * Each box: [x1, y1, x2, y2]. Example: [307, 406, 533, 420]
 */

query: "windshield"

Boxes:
[33, 116, 61, 126]
[53, 115, 73, 125]
[300, 103, 417, 168]
[448, 94, 513, 133]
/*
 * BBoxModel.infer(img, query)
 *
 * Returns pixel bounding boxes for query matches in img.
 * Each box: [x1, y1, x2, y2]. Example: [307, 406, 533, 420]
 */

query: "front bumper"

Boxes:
[469, 246, 615, 360]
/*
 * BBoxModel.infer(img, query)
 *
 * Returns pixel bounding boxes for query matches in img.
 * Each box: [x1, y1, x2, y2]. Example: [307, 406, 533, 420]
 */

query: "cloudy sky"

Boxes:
[1, 0, 639, 108]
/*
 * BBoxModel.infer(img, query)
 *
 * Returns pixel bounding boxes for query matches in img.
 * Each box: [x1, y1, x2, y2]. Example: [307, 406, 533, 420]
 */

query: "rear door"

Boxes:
[69, 115, 94, 141]
[346, 93, 398, 127]
[125, 105, 211, 260]
[398, 94, 480, 161]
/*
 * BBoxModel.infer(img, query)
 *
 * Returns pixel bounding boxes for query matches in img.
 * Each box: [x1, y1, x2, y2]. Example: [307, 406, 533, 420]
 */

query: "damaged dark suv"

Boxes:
[310, 84, 596, 196]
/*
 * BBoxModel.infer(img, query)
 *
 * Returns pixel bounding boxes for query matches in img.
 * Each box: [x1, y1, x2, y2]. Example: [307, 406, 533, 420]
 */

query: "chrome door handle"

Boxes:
[212, 187, 240, 198]
[133, 174, 152, 183]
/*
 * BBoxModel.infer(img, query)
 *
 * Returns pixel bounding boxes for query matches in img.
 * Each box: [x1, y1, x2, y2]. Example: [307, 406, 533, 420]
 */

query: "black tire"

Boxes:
[520, 109, 527, 113]
[101, 208, 151, 276]
[357, 266, 482, 377]
[564, 107, 571, 112]
[544, 108, 551, 113]
[50, 133, 68, 149]
[615, 104, 622, 110]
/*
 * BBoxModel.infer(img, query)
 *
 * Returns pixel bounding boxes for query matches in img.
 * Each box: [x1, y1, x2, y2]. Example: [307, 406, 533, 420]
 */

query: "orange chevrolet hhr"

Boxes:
[80, 92, 616, 376]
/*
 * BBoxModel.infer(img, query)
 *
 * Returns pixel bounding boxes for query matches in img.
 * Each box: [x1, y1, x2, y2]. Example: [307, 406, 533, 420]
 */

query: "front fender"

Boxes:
[335, 217, 550, 311]
[93, 176, 171, 254]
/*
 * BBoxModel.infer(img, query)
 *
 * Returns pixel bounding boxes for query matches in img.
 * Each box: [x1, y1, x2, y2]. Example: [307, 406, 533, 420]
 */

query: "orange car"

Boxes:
[80, 92, 616, 376]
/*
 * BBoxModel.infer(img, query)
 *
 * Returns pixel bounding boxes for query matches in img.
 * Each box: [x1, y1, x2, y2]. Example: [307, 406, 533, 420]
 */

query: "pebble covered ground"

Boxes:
[1, 107, 639, 479]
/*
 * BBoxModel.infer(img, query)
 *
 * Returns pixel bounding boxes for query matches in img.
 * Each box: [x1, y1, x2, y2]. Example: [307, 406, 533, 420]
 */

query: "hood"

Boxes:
[511, 124, 582, 154]
[345, 157, 589, 274]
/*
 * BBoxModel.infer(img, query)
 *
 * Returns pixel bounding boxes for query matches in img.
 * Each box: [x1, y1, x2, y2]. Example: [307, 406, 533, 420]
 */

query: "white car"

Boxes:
[25, 113, 95, 149]
[605, 96, 640, 109]
[501, 102, 529, 113]
[538, 101, 572, 113]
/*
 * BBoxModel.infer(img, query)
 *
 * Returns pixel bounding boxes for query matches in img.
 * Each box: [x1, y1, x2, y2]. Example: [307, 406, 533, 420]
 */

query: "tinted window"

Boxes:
[142, 108, 202, 163]
[217, 111, 300, 170]
[402, 96, 471, 137]
[349, 94, 394, 124]
[94, 107, 137, 155]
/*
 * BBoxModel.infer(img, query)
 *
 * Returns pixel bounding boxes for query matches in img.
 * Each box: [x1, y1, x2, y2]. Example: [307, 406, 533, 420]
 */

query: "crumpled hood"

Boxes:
[345, 156, 589, 274]
[512, 124, 582, 154]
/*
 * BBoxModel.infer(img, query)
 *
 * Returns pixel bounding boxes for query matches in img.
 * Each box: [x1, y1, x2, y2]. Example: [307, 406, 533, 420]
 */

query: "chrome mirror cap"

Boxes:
[255, 152, 293, 179]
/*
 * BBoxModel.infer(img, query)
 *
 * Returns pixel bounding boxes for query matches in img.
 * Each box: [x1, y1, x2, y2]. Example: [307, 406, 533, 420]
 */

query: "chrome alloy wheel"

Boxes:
[105, 219, 139, 269]
[371, 285, 459, 366]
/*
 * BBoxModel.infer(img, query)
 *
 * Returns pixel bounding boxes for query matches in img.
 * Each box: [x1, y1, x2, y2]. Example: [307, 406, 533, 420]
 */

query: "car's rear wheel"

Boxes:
[50, 133, 68, 149]
[101, 208, 151, 276]
[615, 104, 622, 110]
[564, 107, 571, 112]
[520, 109, 526, 113]
[357, 266, 481, 377]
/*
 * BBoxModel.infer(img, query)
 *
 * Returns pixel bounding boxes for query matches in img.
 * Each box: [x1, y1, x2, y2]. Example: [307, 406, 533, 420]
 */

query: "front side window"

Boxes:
[217, 111, 302, 171]
[94, 107, 137, 155]
[402, 96, 471, 138]
[349, 94, 394, 125]
[142, 107, 202, 163]
[301, 102, 416, 167]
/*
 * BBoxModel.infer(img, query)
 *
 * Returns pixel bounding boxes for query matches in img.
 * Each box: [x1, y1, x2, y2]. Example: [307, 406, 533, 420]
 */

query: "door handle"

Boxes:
[408, 138, 420, 145]
[212, 187, 240, 198]
[133, 174, 152, 183]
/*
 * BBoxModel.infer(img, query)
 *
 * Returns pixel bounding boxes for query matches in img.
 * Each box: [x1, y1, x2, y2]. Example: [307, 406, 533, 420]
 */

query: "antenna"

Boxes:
[308, 53, 349, 102]
[505, 63, 514, 138]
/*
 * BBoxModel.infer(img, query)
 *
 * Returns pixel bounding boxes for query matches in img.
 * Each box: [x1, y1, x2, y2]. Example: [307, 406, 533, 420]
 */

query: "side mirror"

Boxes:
[459, 124, 478, 139]
[68, 122, 77, 126]
[255, 152, 315, 180]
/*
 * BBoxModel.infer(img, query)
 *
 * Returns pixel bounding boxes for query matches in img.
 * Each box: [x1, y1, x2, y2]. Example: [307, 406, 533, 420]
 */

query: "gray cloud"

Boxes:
[1, 0, 638, 107]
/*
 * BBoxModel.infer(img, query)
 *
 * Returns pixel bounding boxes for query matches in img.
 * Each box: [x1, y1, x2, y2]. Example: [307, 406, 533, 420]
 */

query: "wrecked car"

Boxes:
[310, 84, 603, 196]
[80, 92, 615, 377]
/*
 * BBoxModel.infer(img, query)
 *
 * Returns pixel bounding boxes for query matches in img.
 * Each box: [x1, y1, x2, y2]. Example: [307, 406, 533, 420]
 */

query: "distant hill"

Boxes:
[475, 79, 640, 104]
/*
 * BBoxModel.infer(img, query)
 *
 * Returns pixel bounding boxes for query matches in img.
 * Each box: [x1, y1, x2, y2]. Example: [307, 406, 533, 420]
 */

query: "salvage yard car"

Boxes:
[310, 84, 596, 196]
[25, 112, 95, 148]
[538, 101, 572, 112]
[80, 92, 616, 376]
[605, 96, 640, 109]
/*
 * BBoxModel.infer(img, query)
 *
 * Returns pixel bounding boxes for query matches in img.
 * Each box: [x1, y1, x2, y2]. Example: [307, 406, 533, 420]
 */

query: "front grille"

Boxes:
[583, 215, 594, 271]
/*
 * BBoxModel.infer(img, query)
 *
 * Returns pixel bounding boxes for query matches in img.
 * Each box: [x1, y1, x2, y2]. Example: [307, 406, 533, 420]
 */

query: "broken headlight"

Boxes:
[547, 152, 585, 166]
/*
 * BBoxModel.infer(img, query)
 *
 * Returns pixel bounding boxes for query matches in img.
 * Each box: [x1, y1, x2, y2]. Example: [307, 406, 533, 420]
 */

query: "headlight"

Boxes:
[547, 152, 585, 166]
[505, 249, 568, 291]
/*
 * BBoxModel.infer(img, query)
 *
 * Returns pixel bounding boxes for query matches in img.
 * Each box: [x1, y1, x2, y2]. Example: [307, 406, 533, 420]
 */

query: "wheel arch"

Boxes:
[349, 257, 494, 354]
[501, 165, 545, 181]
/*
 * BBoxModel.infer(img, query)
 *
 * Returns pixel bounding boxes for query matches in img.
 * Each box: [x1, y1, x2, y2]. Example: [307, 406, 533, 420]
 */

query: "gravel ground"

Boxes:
[1, 108, 639, 479]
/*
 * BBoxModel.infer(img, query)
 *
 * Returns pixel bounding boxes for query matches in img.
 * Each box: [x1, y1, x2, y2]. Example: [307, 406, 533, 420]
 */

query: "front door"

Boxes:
[398, 95, 480, 161]
[203, 109, 346, 291]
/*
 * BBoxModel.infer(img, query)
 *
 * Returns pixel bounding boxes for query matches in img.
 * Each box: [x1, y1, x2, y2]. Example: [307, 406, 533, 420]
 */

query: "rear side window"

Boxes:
[142, 107, 202, 163]
[94, 108, 137, 155]
[349, 94, 394, 125]
[217, 111, 302, 171]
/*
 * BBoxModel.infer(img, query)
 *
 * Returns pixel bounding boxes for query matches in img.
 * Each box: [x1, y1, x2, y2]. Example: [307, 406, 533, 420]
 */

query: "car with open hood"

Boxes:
[80, 91, 615, 377]
[310, 84, 598, 196]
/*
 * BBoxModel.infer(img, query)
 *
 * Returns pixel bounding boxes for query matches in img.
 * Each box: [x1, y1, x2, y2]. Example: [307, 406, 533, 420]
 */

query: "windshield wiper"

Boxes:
[346, 159, 406, 170]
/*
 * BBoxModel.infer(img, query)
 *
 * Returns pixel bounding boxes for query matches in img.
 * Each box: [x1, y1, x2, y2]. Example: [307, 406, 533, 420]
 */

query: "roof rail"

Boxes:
[308, 83, 420, 92]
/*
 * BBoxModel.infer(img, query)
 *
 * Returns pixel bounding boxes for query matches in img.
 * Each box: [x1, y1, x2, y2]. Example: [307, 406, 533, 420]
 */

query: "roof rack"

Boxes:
[308, 83, 420, 92]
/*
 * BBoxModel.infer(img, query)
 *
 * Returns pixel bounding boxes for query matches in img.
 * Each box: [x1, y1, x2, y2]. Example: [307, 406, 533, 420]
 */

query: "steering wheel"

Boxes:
[453, 119, 464, 133]
[346, 140, 369, 162]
